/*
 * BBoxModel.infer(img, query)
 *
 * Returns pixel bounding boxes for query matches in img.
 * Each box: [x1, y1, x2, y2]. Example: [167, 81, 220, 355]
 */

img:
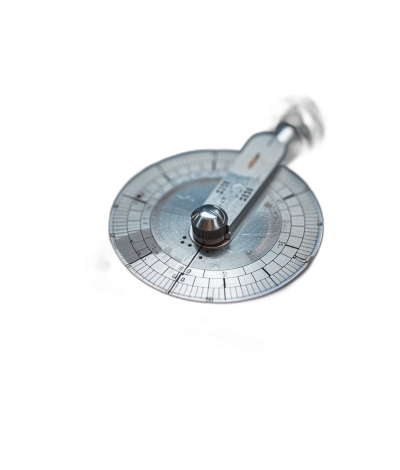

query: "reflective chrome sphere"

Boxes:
[191, 204, 229, 245]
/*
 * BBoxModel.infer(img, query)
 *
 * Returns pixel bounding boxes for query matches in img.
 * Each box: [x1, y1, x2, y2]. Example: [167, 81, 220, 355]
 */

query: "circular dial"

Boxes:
[109, 150, 323, 303]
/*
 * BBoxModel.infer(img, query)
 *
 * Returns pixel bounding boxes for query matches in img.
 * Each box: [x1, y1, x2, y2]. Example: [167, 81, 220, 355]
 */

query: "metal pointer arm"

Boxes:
[190, 98, 324, 247]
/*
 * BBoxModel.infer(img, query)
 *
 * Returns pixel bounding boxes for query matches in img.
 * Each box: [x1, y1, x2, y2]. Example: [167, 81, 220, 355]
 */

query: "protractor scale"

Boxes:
[110, 99, 324, 303]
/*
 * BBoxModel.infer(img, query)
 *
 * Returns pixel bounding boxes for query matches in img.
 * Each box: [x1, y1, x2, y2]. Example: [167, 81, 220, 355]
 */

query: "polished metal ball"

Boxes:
[190, 204, 229, 245]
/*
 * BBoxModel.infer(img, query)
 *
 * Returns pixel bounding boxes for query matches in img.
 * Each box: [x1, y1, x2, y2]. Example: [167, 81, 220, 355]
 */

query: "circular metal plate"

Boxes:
[109, 150, 323, 303]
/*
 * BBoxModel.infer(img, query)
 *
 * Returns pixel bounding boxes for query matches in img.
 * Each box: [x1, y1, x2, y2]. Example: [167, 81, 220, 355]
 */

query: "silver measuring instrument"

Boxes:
[109, 98, 324, 303]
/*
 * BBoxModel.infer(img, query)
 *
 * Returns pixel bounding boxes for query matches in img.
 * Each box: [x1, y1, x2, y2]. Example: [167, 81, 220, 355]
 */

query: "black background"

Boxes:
[68, 43, 364, 371]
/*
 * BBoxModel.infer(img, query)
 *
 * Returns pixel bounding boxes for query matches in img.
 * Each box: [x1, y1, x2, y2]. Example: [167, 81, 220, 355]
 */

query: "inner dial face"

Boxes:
[110, 150, 323, 303]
